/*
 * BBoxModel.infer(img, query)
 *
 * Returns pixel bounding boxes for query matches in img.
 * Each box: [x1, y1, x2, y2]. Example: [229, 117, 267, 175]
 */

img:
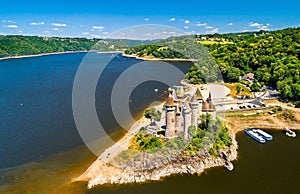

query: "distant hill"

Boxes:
[0, 35, 158, 58]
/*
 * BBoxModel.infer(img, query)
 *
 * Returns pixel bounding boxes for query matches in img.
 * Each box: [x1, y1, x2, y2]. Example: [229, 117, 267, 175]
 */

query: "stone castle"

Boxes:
[164, 87, 216, 139]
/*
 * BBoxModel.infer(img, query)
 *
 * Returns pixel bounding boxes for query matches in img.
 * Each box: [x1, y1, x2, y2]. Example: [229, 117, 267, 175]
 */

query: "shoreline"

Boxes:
[74, 84, 300, 188]
[74, 84, 234, 188]
[76, 116, 300, 188]
[97, 51, 123, 54]
[0, 50, 95, 61]
[121, 52, 198, 62]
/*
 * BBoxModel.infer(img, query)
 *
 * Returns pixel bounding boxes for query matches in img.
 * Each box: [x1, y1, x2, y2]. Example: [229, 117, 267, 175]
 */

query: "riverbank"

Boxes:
[75, 114, 298, 189]
[74, 83, 300, 189]
[97, 51, 123, 54]
[0, 50, 92, 61]
[74, 84, 237, 188]
[122, 52, 198, 62]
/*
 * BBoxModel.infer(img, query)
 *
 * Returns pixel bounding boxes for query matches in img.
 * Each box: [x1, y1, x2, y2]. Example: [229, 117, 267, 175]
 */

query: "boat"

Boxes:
[283, 127, 296, 138]
[253, 129, 273, 141]
[245, 129, 266, 144]
[224, 161, 234, 171]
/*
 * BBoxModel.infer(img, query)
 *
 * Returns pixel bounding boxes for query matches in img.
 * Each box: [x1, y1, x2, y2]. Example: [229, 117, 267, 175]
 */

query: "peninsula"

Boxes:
[75, 27, 300, 188]
[75, 83, 238, 188]
[75, 80, 300, 188]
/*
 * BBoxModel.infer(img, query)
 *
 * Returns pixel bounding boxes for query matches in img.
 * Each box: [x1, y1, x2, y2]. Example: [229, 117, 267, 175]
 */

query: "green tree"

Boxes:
[144, 108, 162, 123]
[251, 81, 260, 92]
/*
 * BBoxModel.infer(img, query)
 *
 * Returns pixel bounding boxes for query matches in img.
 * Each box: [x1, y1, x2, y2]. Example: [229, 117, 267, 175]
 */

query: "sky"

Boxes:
[0, 0, 300, 39]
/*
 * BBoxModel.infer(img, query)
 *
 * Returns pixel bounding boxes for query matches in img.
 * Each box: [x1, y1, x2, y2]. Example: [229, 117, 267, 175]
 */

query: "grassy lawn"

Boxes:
[225, 83, 252, 98]
[197, 40, 234, 45]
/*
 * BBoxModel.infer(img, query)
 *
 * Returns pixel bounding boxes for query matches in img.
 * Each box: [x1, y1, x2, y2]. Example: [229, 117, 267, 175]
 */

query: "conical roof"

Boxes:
[202, 101, 209, 110]
[172, 90, 179, 101]
[190, 94, 198, 104]
[209, 103, 216, 110]
[196, 88, 203, 100]
[165, 94, 175, 107]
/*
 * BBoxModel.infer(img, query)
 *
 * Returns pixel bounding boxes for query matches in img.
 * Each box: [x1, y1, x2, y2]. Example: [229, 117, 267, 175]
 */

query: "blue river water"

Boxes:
[0, 52, 299, 194]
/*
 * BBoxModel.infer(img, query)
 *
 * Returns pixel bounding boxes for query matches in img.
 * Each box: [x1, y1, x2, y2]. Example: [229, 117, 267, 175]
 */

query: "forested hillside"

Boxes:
[125, 27, 300, 102]
[0, 35, 156, 58]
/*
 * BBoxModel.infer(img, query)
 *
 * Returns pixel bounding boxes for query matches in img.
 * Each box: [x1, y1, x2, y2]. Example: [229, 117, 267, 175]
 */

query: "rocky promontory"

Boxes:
[75, 135, 238, 188]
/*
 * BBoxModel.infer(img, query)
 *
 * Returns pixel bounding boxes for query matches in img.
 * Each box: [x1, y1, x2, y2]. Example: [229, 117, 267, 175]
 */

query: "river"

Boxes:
[0, 53, 299, 194]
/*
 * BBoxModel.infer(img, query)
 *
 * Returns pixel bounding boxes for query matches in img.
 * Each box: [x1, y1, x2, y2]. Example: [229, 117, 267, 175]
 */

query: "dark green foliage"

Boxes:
[125, 27, 300, 101]
[250, 81, 261, 92]
[185, 65, 206, 84]
[207, 28, 300, 100]
[295, 101, 300, 108]
[144, 107, 162, 122]
[131, 131, 164, 151]
[187, 114, 231, 156]
[0, 35, 156, 58]
[125, 44, 186, 59]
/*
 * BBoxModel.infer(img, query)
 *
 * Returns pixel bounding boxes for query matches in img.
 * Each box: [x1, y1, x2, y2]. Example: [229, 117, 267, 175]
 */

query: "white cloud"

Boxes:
[52, 28, 59, 31]
[249, 22, 262, 27]
[228, 23, 233, 26]
[144, 18, 149, 21]
[51, 23, 67, 27]
[184, 26, 189, 29]
[249, 22, 271, 31]
[92, 25, 105, 30]
[2, 25, 18, 28]
[169, 18, 176, 21]
[184, 20, 190, 24]
[206, 28, 219, 34]
[196, 22, 207, 27]
[2, 20, 16, 23]
[30, 21, 45, 26]
[102, 32, 109, 35]
[81, 32, 90, 35]
[259, 26, 270, 31]
[205, 26, 214, 29]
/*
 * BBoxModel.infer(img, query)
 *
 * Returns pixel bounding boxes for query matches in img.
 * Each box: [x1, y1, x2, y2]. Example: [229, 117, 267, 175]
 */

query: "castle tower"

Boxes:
[190, 94, 199, 127]
[182, 99, 191, 140]
[196, 88, 203, 114]
[202, 92, 217, 120]
[164, 93, 176, 138]
[175, 101, 183, 133]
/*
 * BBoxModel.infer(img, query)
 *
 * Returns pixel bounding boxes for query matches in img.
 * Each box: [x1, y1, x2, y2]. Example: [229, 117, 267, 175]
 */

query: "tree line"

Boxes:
[125, 27, 300, 102]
